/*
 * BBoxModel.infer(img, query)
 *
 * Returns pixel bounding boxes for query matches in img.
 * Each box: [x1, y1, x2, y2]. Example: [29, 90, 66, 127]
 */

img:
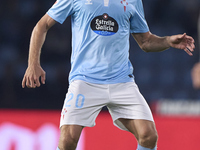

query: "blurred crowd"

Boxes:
[0, 0, 200, 109]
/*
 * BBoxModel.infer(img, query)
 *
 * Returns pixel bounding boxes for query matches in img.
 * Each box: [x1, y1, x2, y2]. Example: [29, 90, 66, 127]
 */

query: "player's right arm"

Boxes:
[22, 14, 56, 88]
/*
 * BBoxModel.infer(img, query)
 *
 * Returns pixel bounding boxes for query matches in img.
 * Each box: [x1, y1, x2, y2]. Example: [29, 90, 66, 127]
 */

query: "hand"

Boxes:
[168, 33, 195, 56]
[22, 64, 46, 88]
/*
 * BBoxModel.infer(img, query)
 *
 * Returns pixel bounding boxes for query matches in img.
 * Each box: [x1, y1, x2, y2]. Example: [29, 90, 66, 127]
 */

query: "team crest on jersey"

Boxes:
[121, 0, 128, 12]
[90, 13, 119, 36]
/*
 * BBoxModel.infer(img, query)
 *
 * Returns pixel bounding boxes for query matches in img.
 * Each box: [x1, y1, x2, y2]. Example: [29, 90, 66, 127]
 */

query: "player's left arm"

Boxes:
[132, 31, 195, 56]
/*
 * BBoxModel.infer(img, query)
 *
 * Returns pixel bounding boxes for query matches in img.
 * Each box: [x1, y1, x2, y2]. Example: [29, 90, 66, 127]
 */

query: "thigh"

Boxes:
[118, 119, 157, 140]
[108, 82, 154, 131]
[60, 80, 109, 128]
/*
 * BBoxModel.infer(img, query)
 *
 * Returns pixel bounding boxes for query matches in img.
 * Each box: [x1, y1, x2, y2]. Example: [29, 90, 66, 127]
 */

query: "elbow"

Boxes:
[139, 37, 151, 52]
[138, 32, 153, 53]
[34, 21, 48, 34]
[140, 44, 150, 53]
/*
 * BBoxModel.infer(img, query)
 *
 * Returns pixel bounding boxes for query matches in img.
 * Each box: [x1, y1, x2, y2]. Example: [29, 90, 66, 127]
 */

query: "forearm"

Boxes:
[27, 14, 56, 66]
[133, 31, 194, 56]
[28, 23, 47, 66]
[141, 33, 170, 52]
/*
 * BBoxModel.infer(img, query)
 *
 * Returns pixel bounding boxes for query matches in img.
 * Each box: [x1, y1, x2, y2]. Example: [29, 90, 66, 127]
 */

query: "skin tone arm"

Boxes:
[132, 31, 195, 56]
[22, 14, 56, 88]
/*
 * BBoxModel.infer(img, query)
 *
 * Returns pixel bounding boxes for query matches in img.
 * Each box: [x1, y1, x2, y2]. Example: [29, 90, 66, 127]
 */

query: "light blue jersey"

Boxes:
[47, 0, 149, 84]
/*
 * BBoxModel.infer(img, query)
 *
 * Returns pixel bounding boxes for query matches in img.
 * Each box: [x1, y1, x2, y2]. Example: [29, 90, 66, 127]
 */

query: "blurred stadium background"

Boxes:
[0, 0, 200, 150]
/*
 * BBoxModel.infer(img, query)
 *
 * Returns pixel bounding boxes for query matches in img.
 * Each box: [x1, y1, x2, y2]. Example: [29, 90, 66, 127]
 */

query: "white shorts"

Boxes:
[60, 80, 154, 131]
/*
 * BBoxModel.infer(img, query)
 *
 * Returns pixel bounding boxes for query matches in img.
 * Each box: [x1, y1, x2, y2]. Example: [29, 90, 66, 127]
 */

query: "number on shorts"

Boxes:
[75, 94, 85, 108]
[65, 93, 85, 108]
[65, 93, 73, 107]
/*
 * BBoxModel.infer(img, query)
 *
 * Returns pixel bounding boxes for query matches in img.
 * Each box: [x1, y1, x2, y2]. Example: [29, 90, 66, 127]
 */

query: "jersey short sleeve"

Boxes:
[130, 0, 149, 33]
[47, 0, 74, 24]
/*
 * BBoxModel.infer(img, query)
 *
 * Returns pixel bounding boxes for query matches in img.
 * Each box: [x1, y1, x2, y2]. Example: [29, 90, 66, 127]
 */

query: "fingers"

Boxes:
[41, 72, 46, 84]
[22, 76, 26, 88]
[179, 33, 186, 39]
[22, 75, 38, 88]
[182, 34, 195, 56]
[35, 77, 41, 87]
[184, 47, 193, 56]
[186, 35, 195, 46]
[22, 71, 46, 88]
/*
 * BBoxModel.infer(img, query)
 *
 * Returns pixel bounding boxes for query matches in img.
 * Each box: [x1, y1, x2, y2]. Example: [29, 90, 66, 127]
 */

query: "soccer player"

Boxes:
[22, 0, 195, 150]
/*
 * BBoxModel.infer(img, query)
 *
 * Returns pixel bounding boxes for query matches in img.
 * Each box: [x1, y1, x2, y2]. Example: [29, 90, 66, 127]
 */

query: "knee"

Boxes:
[58, 126, 82, 150]
[138, 129, 158, 149]
[59, 133, 79, 150]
